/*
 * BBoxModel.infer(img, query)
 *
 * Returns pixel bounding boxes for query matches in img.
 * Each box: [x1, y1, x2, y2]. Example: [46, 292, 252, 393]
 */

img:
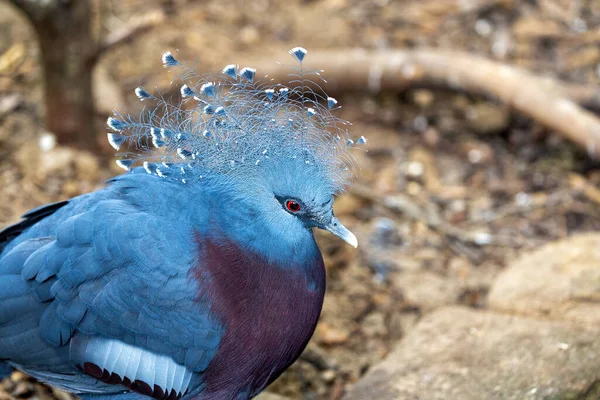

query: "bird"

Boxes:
[0, 47, 366, 400]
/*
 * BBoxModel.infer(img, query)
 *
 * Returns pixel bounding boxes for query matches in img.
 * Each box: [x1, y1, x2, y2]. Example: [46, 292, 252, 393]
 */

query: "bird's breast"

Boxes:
[191, 233, 326, 397]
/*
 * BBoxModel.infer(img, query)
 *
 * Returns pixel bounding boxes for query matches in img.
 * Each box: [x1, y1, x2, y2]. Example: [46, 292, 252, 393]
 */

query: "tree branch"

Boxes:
[87, 10, 164, 66]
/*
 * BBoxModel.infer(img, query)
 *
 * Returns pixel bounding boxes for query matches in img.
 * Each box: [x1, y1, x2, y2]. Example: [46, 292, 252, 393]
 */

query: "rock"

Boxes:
[488, 233, 600, 325]
[343, 307, 600, 400]
[391, 271, 460, 312]
[316, 323, 350, 346]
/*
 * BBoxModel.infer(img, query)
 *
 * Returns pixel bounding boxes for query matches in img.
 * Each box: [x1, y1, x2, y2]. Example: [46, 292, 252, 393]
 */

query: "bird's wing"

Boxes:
[1, 197, 221, 394]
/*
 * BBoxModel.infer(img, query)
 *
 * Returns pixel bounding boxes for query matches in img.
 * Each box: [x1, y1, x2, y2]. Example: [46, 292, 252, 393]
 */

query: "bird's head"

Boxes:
[106, 47, 364, 249]
[259, 155, 357, 248]
[214, 153, 358, 251]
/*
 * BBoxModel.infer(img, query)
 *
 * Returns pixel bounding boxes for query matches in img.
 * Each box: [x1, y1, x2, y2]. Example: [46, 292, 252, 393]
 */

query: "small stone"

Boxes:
[411, 89, 434, 108]
[412, 115, 428, 132]
[474, 19, 492, 37]
[38, 133, 56, 152]
[316, 323, 350, 345]
[321, 370, 337, 383]
[445, 199, 466, 223]
[0, 94, 22, 119]
[8, 372, 26, 383]
[422, 127, 440, 147]
[404, 161, 424, 179]
[465, 103, 510, 136]
[408, 147, 440, 190]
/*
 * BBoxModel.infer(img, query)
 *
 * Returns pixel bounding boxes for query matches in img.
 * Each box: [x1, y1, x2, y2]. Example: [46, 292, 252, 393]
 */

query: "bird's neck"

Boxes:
[196, 180, 321, 270]
[186, 178, 327, 395]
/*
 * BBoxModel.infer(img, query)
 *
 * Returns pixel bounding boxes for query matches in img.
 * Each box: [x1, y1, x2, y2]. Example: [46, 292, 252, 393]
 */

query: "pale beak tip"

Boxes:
[348, 232, 359, 248]
[324, 217, 358, 248]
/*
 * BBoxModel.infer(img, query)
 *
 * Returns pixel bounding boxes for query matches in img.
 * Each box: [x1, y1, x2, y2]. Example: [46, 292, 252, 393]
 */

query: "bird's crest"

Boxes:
[107, 47, 366, 193]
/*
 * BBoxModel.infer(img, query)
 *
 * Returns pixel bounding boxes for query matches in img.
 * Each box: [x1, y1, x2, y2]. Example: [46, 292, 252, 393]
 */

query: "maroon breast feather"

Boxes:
[191, 233, 326, 398]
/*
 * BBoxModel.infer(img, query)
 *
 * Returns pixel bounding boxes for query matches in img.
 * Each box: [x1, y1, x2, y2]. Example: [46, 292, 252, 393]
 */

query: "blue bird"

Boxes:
[0, 47, 364, 400]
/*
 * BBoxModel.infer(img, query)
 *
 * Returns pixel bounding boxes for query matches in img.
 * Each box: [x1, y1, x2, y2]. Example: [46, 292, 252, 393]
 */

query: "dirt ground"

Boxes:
[2, 0, 600, 399]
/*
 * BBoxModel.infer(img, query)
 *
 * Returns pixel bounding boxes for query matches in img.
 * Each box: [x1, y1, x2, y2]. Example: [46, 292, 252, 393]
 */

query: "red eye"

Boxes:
[286, 200, 301, 212]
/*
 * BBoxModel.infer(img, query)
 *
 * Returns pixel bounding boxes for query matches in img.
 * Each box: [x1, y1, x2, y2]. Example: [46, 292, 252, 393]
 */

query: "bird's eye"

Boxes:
[285, 200, 301, 213]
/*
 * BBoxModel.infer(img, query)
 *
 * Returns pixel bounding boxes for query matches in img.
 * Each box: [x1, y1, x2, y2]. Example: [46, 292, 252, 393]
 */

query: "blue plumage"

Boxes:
[0, 48, 361, 400]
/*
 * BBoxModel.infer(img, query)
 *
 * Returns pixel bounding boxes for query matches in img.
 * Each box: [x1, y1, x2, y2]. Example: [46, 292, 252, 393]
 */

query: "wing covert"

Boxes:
[22, 199, 222, 373]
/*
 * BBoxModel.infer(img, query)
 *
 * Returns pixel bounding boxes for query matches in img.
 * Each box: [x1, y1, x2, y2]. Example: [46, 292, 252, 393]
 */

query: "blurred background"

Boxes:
[1, 0, 600, 399]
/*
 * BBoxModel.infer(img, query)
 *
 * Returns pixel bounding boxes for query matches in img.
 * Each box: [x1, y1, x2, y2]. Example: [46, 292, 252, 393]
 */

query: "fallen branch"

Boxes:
[560, 84, 600, 110]
[247, 49, 600, 157]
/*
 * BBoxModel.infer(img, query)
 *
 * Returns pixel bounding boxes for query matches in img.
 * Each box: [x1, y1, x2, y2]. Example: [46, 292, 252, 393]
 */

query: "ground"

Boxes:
[1, 0, 600, 399]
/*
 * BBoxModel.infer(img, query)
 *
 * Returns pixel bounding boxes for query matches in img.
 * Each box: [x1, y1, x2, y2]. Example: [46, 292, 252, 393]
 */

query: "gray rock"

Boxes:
[392, 271, 459, 312]
[343, 307, 600, 400]
[488, 233, 600, 325]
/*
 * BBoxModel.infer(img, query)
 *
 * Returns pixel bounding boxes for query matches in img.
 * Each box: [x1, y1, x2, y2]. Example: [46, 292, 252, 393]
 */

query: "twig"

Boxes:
[88, 11, 165, 66]
[468, 189, 573, 224]
[350, 184, 492, 249]
[248, 49, 600, 157]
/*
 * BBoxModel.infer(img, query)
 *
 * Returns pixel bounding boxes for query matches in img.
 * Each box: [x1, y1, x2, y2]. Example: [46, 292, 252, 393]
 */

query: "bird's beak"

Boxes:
[322, 217, 358, 248]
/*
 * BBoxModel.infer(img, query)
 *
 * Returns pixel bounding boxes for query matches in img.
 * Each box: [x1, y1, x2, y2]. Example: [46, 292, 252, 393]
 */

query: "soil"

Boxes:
[1, 0, 600, 399]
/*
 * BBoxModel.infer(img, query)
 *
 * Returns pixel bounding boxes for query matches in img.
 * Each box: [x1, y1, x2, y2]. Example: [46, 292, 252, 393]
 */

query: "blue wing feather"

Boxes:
[0, 176, 223, 396]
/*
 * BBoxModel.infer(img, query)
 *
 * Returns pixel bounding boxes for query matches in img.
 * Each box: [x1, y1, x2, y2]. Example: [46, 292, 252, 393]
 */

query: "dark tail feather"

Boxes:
[0, 200, 69, 254]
